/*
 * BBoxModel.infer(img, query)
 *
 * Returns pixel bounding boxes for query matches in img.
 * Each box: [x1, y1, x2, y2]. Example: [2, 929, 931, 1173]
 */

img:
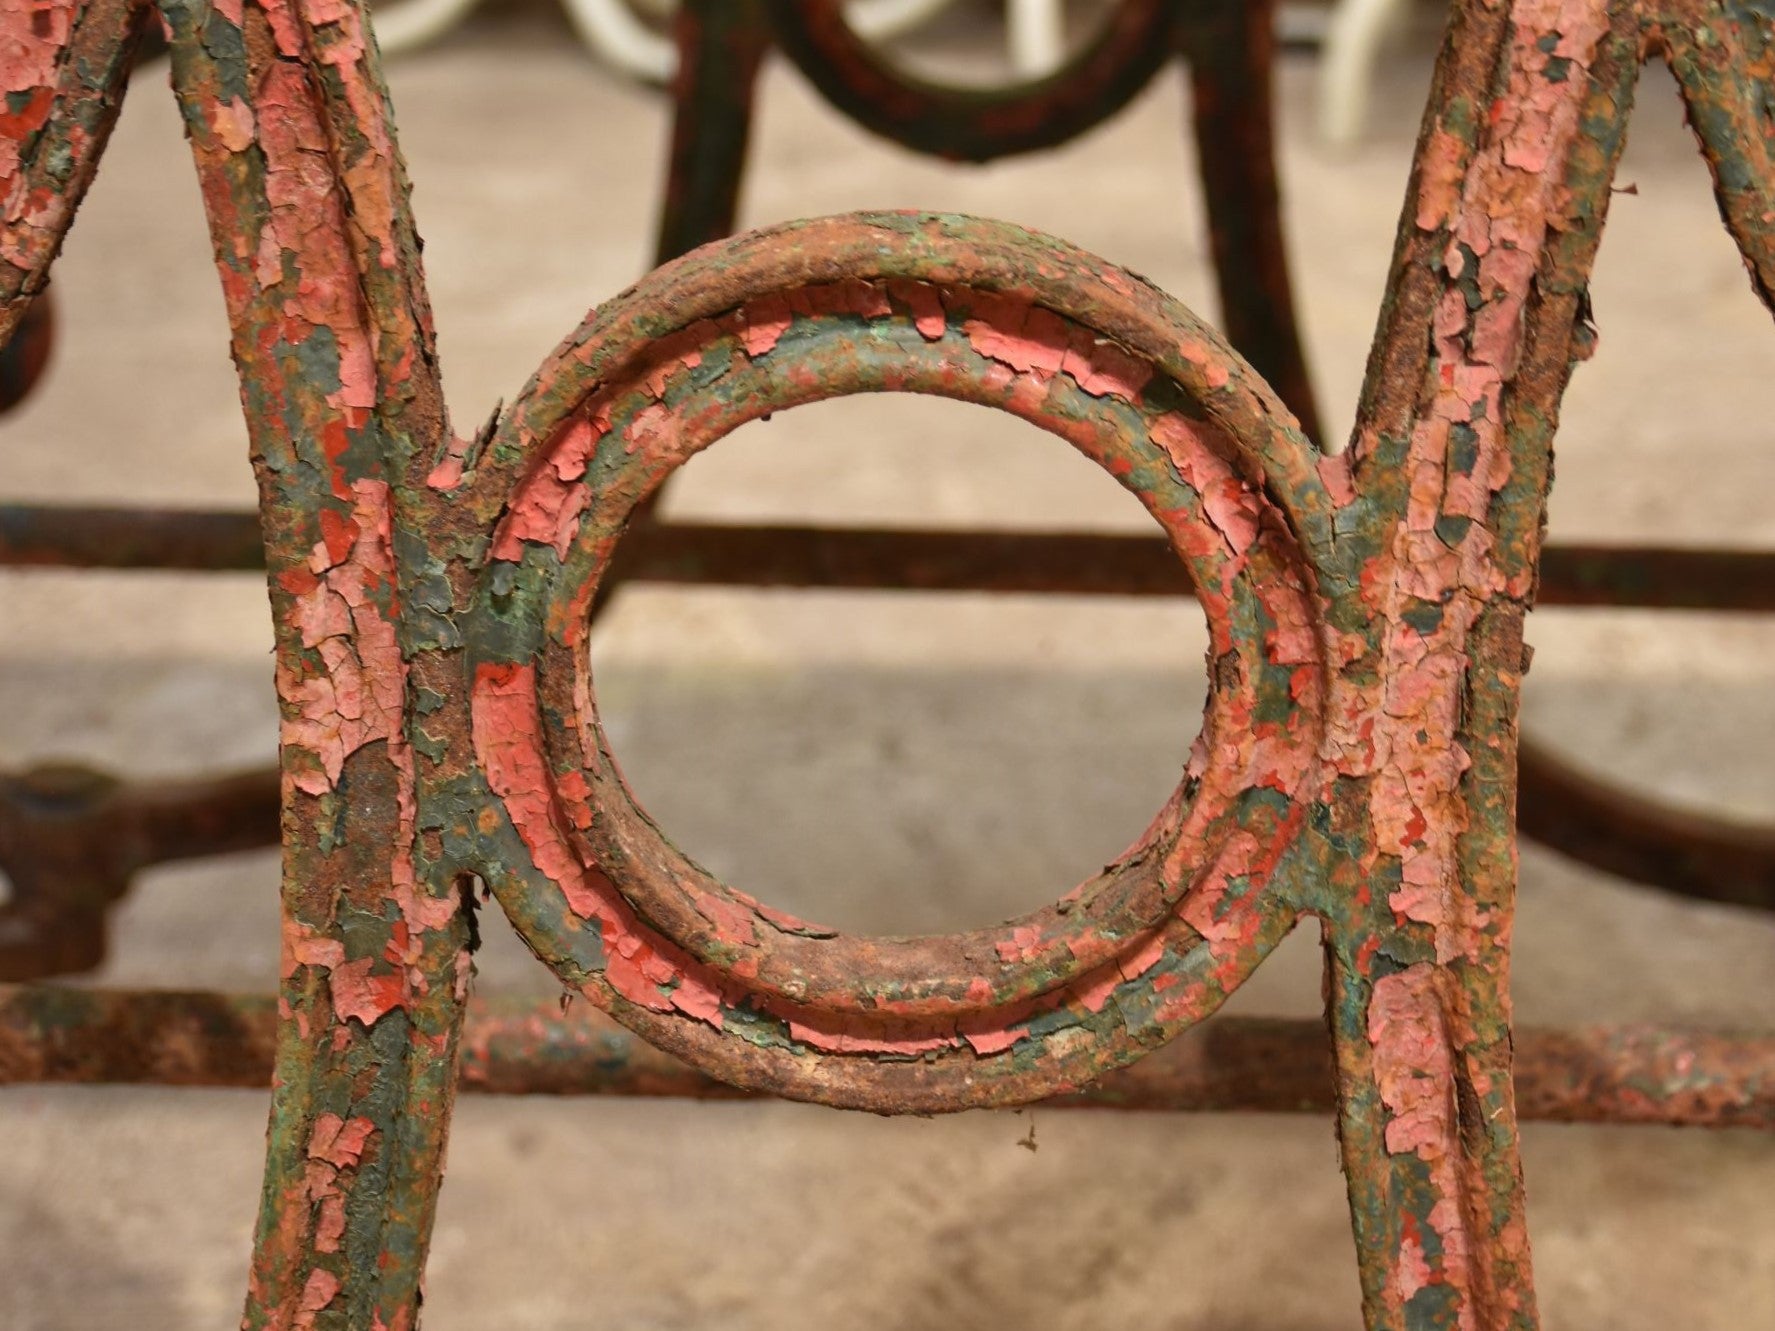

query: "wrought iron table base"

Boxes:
[2, 2, 1773, 1328]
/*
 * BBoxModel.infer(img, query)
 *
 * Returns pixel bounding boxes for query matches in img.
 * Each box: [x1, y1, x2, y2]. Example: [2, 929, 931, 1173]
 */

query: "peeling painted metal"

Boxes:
[6, 0, 1765, 943]
[6, 983, 1771, 1128]
[1, 0, 1773, 1328]
[1, 501, 1770, 611]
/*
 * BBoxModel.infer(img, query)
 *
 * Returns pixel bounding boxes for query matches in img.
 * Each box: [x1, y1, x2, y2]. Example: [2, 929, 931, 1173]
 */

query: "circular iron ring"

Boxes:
[470, 213, 1331, 1111]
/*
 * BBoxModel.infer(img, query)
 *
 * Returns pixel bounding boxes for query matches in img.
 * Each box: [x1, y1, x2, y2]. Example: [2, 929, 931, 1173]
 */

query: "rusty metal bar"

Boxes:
[0, 502, 265, 569]
[1519, 738, 1775, 911]
[0, 765, 282, 980]
[654, 0, 770, 266]
[2, 983, 1768, 1129]
[2, 504, 1769, 612]
[1184, 0, 1322, 442]
[607, 526, 1775, 612]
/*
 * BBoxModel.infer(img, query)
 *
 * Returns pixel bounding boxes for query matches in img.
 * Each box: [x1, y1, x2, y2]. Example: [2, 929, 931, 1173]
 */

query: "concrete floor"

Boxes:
[2, 6, 1773, 1329]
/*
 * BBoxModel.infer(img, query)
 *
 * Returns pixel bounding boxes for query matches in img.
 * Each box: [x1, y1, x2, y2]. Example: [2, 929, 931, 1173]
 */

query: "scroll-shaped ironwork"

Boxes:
[2, 0, 1773, 1328]
[4, 0, 1772, 972]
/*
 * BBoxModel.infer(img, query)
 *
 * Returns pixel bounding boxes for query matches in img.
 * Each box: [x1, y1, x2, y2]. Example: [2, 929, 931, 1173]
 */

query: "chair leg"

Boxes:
[1319, 0, 1412, 146]
[1185, 0, 1323, 442]
[1007, 0, 1066, 75]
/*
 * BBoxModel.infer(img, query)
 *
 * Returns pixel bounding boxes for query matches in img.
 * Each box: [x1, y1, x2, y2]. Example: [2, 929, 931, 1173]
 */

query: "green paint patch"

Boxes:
[393, 530, 460, 652]
[1404, 1273, 1462, 1326]
[196, 11, 254, 104]
[1448, 424, 1481, 478]
[1433, 514, 1473, 548]
[1402, 599, 1446, 635]
[315, 786, 350, 855]
[725, 1000, 799, 1053]
[409, 726, 447, 764]
[473, 553, 557, 664]
[44, 139, 73, 183]
[1727, 0, 1775, 26]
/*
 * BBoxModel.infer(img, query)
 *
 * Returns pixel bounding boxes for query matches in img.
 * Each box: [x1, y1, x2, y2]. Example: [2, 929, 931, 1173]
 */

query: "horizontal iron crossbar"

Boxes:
[1, 504, 1768, 611]
[2, 985, 1768, 1129]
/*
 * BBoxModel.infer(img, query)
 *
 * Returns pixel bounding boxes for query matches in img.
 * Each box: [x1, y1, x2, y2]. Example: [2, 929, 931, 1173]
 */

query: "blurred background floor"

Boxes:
[2, 2, 1772, 1327]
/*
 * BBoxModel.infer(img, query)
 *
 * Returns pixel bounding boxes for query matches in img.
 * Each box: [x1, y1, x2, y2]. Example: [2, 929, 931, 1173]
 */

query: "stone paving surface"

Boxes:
[2, 7, 1772, 1328]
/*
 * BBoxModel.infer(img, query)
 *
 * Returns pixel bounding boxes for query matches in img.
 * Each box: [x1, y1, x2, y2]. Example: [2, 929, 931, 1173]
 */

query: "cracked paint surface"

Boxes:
[455, 216, 1330, 1115]
[0, 0, 144, 344]
[1318, 0, 1649, 1325]
[6, 0, 1772, 1328]
[1347, 12, 1620, 1311]
[150, 1, 463, 1327]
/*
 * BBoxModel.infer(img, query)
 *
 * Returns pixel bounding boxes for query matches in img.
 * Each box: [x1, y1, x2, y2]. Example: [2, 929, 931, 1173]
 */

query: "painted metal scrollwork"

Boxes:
[2, 1, 1773, 1328]
[461, 214, 1325, 1110]
[5, 0, 1772, 981]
